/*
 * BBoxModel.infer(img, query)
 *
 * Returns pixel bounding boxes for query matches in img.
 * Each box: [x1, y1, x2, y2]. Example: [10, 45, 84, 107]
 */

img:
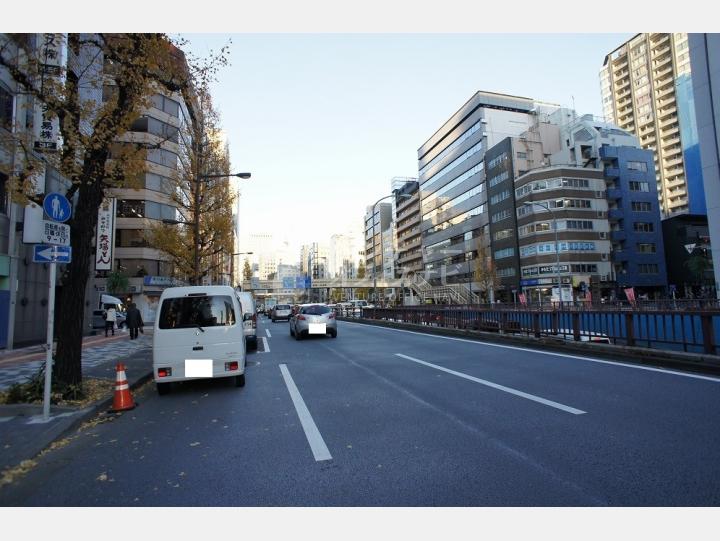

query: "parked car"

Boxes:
[91, 309, 126, 330]
[271, 304, 292, 322]
[543, 328, 611, 344]
[236, 291, 258, 350]
[152, 285, 246, 395]
[290, 303, 337, 340]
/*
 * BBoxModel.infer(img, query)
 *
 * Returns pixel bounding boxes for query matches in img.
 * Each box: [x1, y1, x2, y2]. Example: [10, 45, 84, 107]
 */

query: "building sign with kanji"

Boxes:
[33, 33, 66, 152]
[95, 198, 116, 270]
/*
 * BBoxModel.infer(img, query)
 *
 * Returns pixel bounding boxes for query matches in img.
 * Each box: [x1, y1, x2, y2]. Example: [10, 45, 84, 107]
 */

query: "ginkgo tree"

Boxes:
[146, 87, 236, 286]
[0, 34, 229, 391]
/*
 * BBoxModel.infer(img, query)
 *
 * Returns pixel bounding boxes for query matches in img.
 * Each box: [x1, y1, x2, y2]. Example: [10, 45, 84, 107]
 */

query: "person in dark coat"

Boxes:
[126, 302, 144, 340]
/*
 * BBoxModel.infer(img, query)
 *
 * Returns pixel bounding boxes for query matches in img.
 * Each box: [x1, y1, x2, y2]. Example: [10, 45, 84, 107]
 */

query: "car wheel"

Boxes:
[234, 374, 245, 388]
[330, 330, 337, 338]
[157, 382, 171, 395]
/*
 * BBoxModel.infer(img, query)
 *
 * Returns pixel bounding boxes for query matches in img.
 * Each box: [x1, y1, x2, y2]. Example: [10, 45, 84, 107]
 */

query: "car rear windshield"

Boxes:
[301, 305, 331, 315]
[159, 295, 236, 329]
[276, 305, 290, 310]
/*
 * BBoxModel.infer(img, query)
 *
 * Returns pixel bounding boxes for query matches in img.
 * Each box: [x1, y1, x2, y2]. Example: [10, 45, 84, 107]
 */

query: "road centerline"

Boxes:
[279, 364, 332, 462]
[266, 329, 272, 338]
[261, 336, 270, 353]
[395, 353, 587, 415]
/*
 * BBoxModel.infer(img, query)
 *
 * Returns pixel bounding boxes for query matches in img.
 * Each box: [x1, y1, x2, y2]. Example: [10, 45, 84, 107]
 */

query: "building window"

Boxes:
[493, 229, 514, 241]
[150, 94, 181, 117]
[638, 263, 659, 274]
[516, 152, 527, 159]
[631, 201, 652, 212]
[491, 209, 512, 224]
[629, 181, 650, 192]
[497, 267, 516, 277]
[0, 85, 14, 131]
[627, 161, 648, 172]
[489, 190, 511, 205]
[637, 243, 656, 253]
[494, 247, 515, 259]
[634, 222, 655, 233]
[565, 220, 594, 230]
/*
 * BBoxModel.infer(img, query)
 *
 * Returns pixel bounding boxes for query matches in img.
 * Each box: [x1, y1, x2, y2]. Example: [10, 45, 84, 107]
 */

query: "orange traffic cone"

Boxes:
[111, 362, 136, 412]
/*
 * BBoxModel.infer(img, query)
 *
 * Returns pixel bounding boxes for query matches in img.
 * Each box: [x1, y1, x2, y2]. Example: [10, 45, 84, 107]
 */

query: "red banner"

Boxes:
[518, 293, 527, 306]
[624, 287, 636, 305]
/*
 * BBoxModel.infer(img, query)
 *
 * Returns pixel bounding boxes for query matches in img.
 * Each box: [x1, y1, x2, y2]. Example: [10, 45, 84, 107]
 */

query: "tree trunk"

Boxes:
[54, 160, 106, 388]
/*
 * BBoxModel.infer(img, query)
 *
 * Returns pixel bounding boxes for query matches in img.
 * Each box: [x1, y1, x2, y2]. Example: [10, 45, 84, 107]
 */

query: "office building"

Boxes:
[417, 91, 568, 290]
[600, 33, 706, 217]
[364, 202, 392, 291]
[689, 33, 719, 297]
[394, 180, 422, 276]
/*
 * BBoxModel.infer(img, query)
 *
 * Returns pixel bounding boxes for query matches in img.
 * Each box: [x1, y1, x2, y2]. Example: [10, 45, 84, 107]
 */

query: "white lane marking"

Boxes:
[266, 329, 272, 338]
[261, 337, 270, 353]
[0, 416, 14, 423]
[341, 321, 720, 384]
[395, 353, 586, 415]
[279, 364, 332, 462]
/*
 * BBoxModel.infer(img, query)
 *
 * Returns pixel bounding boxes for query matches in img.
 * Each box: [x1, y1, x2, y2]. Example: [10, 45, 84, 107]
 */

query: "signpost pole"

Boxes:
[42, 253, 57, 421]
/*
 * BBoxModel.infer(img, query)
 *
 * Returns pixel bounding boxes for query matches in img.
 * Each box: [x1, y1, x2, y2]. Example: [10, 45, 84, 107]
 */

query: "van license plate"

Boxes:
[309, 323, 326, 334]
[186, 359, 213, 377]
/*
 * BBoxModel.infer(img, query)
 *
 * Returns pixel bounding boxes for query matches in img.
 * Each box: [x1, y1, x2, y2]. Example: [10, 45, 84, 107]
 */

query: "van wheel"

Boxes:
[330, 330, 337, 338]
[234, 374, 245, 388]
[157, 382, 171, 395]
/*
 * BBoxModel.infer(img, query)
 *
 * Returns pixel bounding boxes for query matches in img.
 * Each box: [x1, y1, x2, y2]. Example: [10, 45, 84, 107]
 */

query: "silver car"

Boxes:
[290, 304, 337, 340]
[271, 304, 292, 322]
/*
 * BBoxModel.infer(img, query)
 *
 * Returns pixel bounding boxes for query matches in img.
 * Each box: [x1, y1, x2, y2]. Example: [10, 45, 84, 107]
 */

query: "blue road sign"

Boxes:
[33, 244, 72, 264]
[282, 277, 295, 289]
[43, 192, 71, 223]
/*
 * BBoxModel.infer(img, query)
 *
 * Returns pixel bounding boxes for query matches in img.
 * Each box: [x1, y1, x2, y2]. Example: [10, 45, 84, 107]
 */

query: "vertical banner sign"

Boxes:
[34, 33, 67, 152]
[624, 287, 636, 306]
[95, 198, 116, 270]
[518, 293, 527, 306]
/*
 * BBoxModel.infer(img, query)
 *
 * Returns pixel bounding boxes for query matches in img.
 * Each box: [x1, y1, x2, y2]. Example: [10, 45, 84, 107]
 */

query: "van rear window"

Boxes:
[276, 305, 290, 310]
[159, 295, 236, 329]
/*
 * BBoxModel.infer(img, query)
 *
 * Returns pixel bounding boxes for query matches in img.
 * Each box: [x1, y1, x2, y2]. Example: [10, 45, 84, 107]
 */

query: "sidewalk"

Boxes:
[0, 329, 154, 476]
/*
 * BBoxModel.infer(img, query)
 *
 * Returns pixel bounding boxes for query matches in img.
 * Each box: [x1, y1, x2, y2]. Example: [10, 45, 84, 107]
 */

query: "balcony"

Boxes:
[608, 208, 625, 220]
[599, 146, 618, 160]
[607, 188, 623, 200]
[610, 230, 627, 242]
[604, 167, 620, 179]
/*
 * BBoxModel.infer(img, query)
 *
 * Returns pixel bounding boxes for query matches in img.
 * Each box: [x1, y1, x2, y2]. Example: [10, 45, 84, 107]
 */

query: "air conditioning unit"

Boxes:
[600, 275, 608, 282]
[599, 231, 607, 239]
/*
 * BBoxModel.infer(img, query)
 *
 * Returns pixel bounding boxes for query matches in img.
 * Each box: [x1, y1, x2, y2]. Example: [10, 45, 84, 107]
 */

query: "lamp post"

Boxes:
[371, 193, 411, 306]
[163, 172, 251, 285]
[524, 201, 562, 304]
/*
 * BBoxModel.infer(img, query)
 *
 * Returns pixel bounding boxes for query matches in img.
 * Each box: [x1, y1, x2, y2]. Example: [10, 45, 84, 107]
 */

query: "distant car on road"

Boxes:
[271, 304, 292, 322]
[236, 291, 258, 351]
[290, 303, 337, 340]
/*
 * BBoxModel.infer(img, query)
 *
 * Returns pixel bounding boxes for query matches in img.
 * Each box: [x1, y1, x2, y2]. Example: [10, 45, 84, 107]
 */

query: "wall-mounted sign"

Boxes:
[95, 198, 116, 270]
[33, 33, 66, 152]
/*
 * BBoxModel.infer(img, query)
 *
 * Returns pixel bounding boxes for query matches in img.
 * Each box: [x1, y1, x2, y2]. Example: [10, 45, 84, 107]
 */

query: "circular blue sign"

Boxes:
[43, 192, 72, 223]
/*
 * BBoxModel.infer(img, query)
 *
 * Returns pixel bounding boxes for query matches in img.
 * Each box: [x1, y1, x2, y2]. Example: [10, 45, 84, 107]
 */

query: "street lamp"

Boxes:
[371, 193, 411, 305]
[524, 201, 562, 304]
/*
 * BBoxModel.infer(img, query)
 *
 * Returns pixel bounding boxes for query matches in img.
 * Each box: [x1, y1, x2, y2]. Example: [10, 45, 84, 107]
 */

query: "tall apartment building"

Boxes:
[600, 33, 706, 217]
[329, 233, 357, 279]
[417, 91, 569, 288]
[394, 180, 422, 276]
[364, 202, 392, 291]
[689, 33, 720, 297]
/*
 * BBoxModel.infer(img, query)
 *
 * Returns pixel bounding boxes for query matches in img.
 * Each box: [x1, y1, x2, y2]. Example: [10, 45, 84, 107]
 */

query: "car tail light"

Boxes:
[252, 313, 257, 328]
[158, 367, 172, 377]
[297, 315, 306, 320]
[225, 361, 239, 371]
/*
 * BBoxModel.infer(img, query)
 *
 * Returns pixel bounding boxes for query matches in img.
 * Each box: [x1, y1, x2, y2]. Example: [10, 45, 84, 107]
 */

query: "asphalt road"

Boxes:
[2, 317, 720, 506]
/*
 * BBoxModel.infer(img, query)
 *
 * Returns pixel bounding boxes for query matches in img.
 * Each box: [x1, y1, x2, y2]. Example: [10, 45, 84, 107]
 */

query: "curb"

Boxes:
[339, 317, 720, 376]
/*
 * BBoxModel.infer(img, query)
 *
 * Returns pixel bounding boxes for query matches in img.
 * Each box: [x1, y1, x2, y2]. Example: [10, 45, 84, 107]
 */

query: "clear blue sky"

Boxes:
[183, 33, 633, 258]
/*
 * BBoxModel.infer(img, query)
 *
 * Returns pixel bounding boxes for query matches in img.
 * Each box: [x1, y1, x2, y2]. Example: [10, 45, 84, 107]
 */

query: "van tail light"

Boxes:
[297, 315, 306, 320]
[225, 361, 239, 371]
[158, 367, 172, 378]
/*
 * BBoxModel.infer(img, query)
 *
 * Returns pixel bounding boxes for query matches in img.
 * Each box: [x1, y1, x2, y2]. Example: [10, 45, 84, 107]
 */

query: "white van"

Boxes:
[153, 286, 246, 395]
[235, 290, 258, 350]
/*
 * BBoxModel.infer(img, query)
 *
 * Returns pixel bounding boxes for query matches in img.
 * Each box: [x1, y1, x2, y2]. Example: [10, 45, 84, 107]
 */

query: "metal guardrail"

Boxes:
[337, 304, 720, 356]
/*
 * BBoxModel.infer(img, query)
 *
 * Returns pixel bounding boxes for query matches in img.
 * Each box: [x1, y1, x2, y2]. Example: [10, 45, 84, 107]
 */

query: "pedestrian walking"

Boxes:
[126, 302, 144, 340]
[104, 306, 117, 337]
